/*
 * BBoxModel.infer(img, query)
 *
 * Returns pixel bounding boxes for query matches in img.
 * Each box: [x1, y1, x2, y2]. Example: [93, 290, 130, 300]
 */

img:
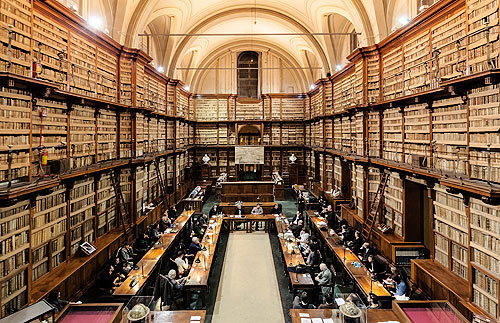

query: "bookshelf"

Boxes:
[354, 111, 363, 156]
[403, 31, 432, 95]
[281, 97, 305, 120]
[382, 108, 403, 163]
[468, 84, 500, 182]
[0, 0, 32, 77]
[96, 109, 117, 162]
[136, 112, 145, 157]
[324, 82, 333, 115]
[354, 62, 363, 105]
[324, 119, 332, 149]
[403, 103, 430, 166]
[382, 47, 403, 101]
[69, 33, 96, 97]
[119, 57, 133, 105]
[0, 87, 30, 182]
[431, 96, 467, 174]
[383, 172, 403, 236]
[366, 54, 380, 104]
[31, 98, 67, 177]
[135, 63, 145, 108]
[334, 118, 342, 151]
[0, 199, 30, 315]
[334, 157, 342, 191]
[310, 87, 323, 117]
[466, 0, 499, 75]
[430, 8, 466, 81]
[433, 184, 468, 280]
[325, 154, 333, 191]
[367, 110, 380, 158]
[32, 13, 68, 86]
[69, 177, 95, 256]
[96, 49, 117, 102]
[70, 105, 95, 169]
[367, 167, 380, 208]
[354, 164, 364, 219]
[96, 172, 116, 237]
[119, 112, 132, 158]
[32, 185, 66, 280]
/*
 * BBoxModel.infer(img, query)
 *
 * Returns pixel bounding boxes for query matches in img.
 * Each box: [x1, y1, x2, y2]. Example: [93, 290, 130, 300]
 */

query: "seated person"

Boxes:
[165, 269, 187, 308]
[271, 203, 281, 215]
[291, 210, 304, 225]
[299, 227, 310, 243]
[117, 242, 135, 267]
[306, 248, 321, 267]
[251, 203, 264, 230]
[147, 223, 162, 243]
[292, 291, 316, 309]
[158, 215, 172, 233]
[357, 242, 374, 260]
[289, 219, 304, 238]
[46, 290, 69, 312]
[309, 237, 321, 253]
[187, 237, 202, 263]
[96, 265, 120, 294]
[208, 204, 221, 217]
[315, 263, 333, 296]
[111, 257, 129, 278]
[318, 195, 328, 211]
[251, 203, 263, 215]
[173, 250, 190, 276]
[365, 254, 384, 280]
[393, 274, 407, 296]
[191, 219, 204, 237]
[348, 230, 364, 255]
[318, 292, 337, 309]
[198, 213, 209, 228]
[167, 206, 177, 221]
[339, 224, 354, 245]
[325, 206, 338, 229]
[367, 293, 382, 309]
[135, 232, 151, 253]
[234, 204, 245, 217]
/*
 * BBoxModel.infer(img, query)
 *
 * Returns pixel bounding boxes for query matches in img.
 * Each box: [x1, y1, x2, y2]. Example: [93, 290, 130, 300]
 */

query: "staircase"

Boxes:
[111, 171, 133, 243]
[361, 170, 390, 241]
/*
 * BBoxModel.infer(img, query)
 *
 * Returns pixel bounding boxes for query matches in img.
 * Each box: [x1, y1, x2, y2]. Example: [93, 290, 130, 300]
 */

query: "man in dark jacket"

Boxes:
[208, 204, 221, 217]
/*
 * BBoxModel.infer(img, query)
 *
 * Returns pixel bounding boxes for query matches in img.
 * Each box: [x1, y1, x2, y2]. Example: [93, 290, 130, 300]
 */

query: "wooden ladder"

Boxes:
[153, 158, 169, 208]
[111, 171, 133, 243]
[361, 170, 390, 241]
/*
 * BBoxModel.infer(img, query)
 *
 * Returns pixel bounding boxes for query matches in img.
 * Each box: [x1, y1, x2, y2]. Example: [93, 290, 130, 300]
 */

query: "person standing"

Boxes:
[297, 192, 305, 215]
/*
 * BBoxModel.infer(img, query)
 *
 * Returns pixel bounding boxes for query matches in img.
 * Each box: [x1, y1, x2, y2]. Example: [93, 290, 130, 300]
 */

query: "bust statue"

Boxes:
[202, 154, 210, 164]
[289, 153, 297, 164]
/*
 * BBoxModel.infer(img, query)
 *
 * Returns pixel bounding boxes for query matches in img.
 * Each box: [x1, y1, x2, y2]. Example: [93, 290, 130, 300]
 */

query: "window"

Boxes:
[350, 31, 358, 53]
[237, 51, 259, 98]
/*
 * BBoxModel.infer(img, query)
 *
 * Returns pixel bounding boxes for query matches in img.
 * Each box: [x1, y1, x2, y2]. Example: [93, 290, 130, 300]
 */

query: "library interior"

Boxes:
[0, 0, 498, 322]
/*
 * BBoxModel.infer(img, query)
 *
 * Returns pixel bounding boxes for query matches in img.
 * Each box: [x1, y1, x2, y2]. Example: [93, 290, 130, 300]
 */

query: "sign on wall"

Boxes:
[235, 146, 264, 164]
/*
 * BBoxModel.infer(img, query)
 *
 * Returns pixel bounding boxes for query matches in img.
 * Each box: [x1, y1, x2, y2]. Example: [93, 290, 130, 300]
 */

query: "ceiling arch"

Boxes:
[165, 7, 331, 77]
[188, 39, 310, 93]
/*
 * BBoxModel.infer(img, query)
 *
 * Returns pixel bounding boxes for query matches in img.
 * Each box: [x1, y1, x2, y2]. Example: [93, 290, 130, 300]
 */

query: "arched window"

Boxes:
[349, 30, 358, 53]
[237, 51, 259, 98]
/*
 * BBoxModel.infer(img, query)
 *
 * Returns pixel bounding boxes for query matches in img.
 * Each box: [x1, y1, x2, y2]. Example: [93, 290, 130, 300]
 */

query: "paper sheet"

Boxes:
[323, 319, 334, 323]
[190, 316, 202, 320]
[299, 313, 310, 318]
[335, 298, 345, 306]
[311, 318, 323, 323]
[300, 319, 312, 323]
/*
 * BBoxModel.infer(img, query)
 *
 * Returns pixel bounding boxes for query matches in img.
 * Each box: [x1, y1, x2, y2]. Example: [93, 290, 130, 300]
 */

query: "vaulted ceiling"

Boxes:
[79, 0, 421, 91]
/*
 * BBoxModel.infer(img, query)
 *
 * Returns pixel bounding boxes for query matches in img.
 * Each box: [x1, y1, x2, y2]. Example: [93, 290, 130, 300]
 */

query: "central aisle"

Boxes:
[211, 231, 285, 323]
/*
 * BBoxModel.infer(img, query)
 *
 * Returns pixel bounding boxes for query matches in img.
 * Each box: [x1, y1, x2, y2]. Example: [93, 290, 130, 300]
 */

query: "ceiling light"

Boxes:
[71, 4, 78, 12]
[157, 66, 165, 73]
[88, 16, 104, 30]
[419, 5, 429, 12]
[398, 16, 410, 26]
[184, 85, 190, 91]
[336, 64, 342, 71]
[310, 84, 316, 90]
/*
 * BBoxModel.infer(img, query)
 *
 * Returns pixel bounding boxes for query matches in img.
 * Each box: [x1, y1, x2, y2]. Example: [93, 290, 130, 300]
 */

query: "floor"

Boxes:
[211, 232, 285, 323]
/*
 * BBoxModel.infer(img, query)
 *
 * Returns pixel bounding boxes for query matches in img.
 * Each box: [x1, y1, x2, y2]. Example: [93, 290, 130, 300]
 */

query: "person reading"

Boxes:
[187, 237, 202, 263]
[251, 203, 264, 230]
[209, 204, 221, 217]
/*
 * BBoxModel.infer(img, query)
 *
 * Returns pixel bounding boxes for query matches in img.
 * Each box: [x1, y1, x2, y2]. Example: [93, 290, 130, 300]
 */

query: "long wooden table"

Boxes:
[309, 216, 392, 305]
[218, 201, 276, 215]
[113, 211, 194, 297]
[290, 308, 409, 323]
[140, 310, 206, 322]
[275, 216, 315, 296]
[223, 213, 276, 232]
[185, 215, 223, 308]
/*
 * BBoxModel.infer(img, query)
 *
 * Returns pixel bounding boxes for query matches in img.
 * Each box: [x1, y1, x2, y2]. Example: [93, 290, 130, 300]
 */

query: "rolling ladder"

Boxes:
[153, 158, 169, 208]
[111, 171, 133, 243]
[361, 170, 390, 241]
